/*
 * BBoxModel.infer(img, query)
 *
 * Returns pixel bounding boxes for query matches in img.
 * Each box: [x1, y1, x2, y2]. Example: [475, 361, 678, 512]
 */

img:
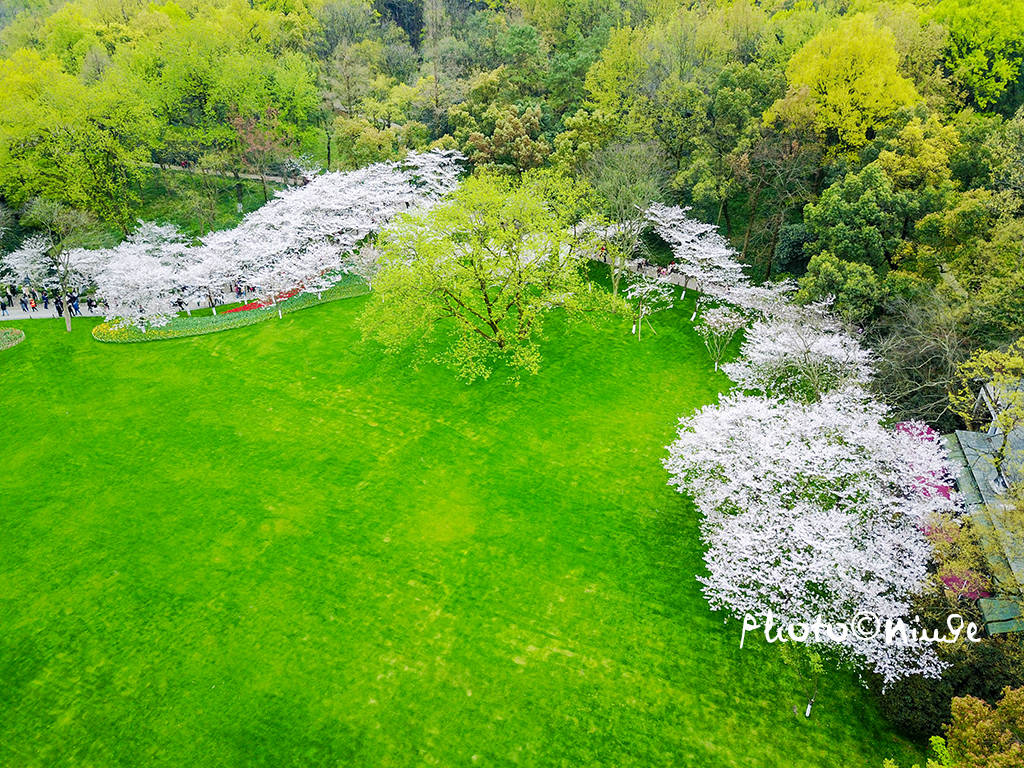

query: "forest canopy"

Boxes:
[2, 0, 1024, 394]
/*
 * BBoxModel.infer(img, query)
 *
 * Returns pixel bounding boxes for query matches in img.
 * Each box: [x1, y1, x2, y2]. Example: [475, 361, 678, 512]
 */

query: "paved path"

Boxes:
[145, 163, 303, 187]
[586, 252, 698, 291]
[0, 304, 103, 322]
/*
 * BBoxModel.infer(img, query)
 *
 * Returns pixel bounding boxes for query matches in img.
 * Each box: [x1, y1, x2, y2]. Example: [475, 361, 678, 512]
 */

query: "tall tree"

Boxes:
[4, 199, 98, 331]
[362, 171, 620, 381]
[764, 14, 919, 153]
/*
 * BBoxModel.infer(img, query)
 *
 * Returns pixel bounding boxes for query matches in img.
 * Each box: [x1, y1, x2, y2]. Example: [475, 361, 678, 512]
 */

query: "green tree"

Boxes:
[945, 686, 1024, 768]
[931, 0, 1024, 112]
[804, 165, 907, 270]
[361, 171, 620, 381]
[0, 49, 154, 233]
[796, 251, 929, 327]
[950, 338, 1024, 478]
[462, 105, 550, 177]
[584, 141, 668, 295]
[765, 14, 919, 153]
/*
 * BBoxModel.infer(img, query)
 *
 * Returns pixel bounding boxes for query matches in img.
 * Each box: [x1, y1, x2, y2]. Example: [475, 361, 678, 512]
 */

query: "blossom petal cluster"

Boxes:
[47, 151, 463, 328]
[655, 204, 959, 684]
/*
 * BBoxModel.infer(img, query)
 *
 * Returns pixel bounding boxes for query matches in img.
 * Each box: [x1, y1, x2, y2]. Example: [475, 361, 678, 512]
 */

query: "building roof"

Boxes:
[943, 429, 1024, 635]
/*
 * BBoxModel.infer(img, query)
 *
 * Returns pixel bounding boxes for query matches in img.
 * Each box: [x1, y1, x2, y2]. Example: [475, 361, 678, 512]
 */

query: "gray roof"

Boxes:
[944, 429, 1024, 634]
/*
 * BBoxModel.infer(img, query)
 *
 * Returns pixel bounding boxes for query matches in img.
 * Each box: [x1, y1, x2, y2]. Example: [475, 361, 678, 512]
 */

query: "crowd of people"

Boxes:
[0, 284, 100, 317]
[0, 279, 270, 320]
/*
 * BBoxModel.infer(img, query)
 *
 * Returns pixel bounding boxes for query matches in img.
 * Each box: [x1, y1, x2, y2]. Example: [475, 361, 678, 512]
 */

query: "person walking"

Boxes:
[71, 293, 81, 316]
[29, 296, 37, 312]
[41, 290, 49, 309]
[0, 299, 7, 316]
[19, 293, 28, 312]
[54, 295, 64, 318]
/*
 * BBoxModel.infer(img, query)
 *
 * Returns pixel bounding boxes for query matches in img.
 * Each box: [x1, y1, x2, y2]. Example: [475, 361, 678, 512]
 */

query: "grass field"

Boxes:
[0, 296, 921, 767]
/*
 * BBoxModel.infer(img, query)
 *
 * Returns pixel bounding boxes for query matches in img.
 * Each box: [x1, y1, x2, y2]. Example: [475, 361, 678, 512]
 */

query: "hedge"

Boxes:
[0, 327, 25, 351]
[93, 277, 369, 343]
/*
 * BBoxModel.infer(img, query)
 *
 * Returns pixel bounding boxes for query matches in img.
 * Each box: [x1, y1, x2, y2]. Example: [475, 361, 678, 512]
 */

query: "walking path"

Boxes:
[145, 163, 303, 187]
[0, 305, 103, 322]
[586, 252, 698, 291]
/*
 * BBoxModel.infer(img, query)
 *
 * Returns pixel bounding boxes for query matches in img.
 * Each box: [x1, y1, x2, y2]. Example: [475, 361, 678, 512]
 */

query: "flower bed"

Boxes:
[0, 327, 25, 352]
[92, 277, 368, 343]
[223, 288, 300, 313]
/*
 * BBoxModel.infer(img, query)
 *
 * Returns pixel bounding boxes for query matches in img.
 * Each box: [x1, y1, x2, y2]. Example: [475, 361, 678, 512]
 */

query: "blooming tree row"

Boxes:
[5, 151, 463, 329]
[653, 203, 960, 684]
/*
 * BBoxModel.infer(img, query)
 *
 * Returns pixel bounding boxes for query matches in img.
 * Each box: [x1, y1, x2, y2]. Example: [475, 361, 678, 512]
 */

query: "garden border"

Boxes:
[0, 327, 25, 352]
[92, 277, 369, 343]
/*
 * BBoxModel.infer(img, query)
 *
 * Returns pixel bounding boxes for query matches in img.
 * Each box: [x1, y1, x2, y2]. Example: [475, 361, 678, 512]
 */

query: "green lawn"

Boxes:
[0, 297, 920, 767]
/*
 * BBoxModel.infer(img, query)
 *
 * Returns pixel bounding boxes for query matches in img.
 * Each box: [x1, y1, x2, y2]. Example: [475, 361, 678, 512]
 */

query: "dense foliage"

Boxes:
[2, 0, 1023, 372]
[4, 0, 1024, 758]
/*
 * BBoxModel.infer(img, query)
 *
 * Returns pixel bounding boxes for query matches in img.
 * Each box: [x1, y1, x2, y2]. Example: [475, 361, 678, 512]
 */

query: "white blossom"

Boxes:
[696, 306, 746, 370]
[652, 204, 961, 684]
[62, 150, 464, 324]
[722, 303, 874, 399]
[664, 389, 956, 683]
[87, 223, 189, 329]
[4, 234, 102, 292]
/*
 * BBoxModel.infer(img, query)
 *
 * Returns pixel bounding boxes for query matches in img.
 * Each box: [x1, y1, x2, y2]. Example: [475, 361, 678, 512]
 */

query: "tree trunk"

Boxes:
[63, 304, 72, 332]
[741, 186, 763, 259]
[234, 171, 243, 214]
[764, 215, 783, 278]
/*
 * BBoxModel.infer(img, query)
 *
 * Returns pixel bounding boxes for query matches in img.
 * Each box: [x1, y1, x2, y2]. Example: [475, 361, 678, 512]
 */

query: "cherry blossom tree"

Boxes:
[186, 149, 463, 314]
[650, 202, 964, 686]
[696, 306, 745, 370]
[87, 223, 188, 330]
[3, 200, 100, 331]
[664, 388, 958, 684]
[645, 203, 749, 320]
[722, 303, 874, 400]
[645, 203, 799, 319]
[624, 271, 673, 340]
[67, 151, 464, 327]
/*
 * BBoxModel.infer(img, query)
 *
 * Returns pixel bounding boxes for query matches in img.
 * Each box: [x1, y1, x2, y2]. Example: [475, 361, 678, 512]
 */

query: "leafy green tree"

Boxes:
[0, 49, 154, 232]
[582, 26, 652, 138]
[332, 115, 427, 169]
[945, 686, 1024, 768]
[361, 171, 619, 381]
[804, 165, 907, 270]
[951, 338, 1024, 477]
[765, 14, 919, 153]
[584, 141, 668, 294]
[931, 0, 1024, 112]
[461, 105, 550, 176]
[796, 251, 929, 327]
[987, 104, 1024, 195]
